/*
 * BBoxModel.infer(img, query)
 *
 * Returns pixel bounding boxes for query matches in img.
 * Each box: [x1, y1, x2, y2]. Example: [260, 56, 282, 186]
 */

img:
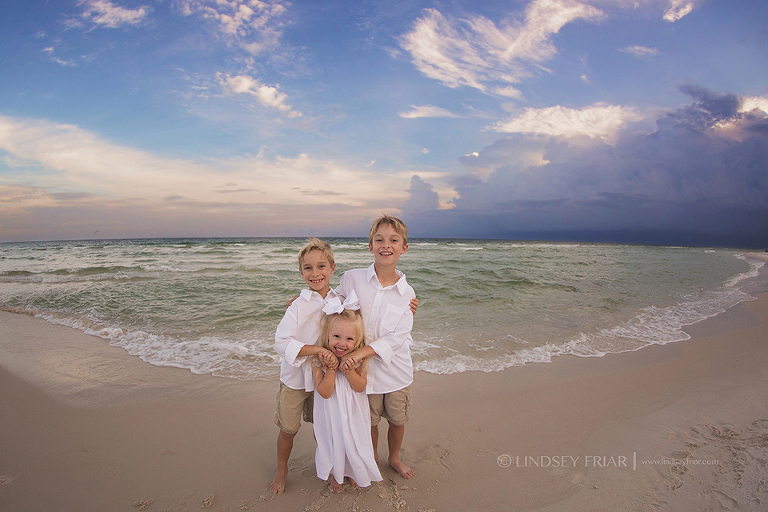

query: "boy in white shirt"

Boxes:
[270, 238, 340, 494]
[336, 215, 416, 479]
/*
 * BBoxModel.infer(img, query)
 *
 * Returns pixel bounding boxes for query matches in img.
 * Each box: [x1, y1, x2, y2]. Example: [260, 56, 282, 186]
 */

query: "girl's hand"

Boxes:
[318, 349, 333, 368]
[324, 353, 340, 371]
[409, 297, 419, 314]
[339, 357, 357, 374]
[339, 352, 359, 373]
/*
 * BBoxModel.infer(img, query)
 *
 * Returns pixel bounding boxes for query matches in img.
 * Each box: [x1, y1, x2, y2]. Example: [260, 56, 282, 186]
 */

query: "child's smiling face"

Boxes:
[328, 319, 358, 358]
[369, 224, 408, 269]
[300, 249, 335, 297]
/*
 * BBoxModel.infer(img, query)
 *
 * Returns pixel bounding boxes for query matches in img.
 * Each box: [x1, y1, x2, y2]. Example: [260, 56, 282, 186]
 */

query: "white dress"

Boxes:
[313, 363, 383, 487]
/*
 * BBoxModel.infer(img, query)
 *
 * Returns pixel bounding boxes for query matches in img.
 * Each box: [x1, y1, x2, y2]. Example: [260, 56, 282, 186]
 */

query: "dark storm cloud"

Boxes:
[402, 175, 440, 214]
[401, 87, 768, 247]
[664, 85, 742, 131]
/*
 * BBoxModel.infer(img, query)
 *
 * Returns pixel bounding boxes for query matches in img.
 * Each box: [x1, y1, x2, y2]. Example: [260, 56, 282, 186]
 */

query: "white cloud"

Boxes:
[79, 0, 150, 28]
[493, 86, 524, 99]
[740, 96, 768, 114]
[178, 0, 288, 55]
[493, 103, 641, 141]
[398, 105, 460, 119]
[663, 0, 694, 22]
[619, 45, 659, 58]
[218, 73, 302, 118]
[43, 47, 77, 67]
[0, 115, 409, 212]
[399, 0, 604, 95]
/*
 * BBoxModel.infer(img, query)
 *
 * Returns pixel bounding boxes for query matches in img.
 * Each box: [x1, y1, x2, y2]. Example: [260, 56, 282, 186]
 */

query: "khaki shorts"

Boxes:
[369, 386, 412, 427]
[274, 382, 313, 434]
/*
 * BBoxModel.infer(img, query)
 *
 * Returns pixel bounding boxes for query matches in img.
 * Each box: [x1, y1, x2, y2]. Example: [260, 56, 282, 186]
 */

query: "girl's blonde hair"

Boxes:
[317, 309, 369, 373]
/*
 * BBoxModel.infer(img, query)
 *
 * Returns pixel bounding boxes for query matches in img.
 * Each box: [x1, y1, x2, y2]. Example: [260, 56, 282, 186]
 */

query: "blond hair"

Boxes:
[368, 214, 408, 246]
[298, 237, 335, 268]
[317, 309, 369, 373]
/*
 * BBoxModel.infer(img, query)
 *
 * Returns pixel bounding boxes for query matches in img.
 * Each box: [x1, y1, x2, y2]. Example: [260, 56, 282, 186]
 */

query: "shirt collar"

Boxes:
[299, 288, 339, 301]
[365, 263, 407, 295]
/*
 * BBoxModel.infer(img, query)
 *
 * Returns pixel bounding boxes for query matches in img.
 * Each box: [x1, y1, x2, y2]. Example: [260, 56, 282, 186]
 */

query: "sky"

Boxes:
[1, 0, 767, 247]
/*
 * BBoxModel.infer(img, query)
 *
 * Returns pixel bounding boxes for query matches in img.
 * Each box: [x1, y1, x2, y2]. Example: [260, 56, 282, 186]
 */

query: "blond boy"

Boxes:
[335, 215, 416, 479]
[270, 238, 340, 493]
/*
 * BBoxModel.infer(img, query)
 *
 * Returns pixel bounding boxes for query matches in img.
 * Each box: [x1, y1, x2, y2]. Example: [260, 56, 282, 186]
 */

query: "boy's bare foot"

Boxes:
[269, 468, 288, 493]
[329, 479, 344, 492]
[389, 458, 415, 479]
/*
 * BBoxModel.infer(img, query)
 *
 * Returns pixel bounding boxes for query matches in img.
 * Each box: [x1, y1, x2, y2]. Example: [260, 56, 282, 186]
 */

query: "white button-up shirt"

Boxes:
[274, 288, 341, 391]
[336, 264, 415, 394]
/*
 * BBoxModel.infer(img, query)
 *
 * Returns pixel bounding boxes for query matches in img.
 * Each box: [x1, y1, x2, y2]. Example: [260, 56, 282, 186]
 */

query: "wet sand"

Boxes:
[1, 259, 767, 511]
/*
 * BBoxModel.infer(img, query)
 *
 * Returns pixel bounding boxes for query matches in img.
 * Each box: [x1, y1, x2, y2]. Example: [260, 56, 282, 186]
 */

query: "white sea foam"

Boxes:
[1, 239, 761, 380]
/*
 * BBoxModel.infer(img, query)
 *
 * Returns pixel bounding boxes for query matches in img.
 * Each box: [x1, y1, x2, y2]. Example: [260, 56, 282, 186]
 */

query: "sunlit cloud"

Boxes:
[218, 73, 302, 118]
[619, 45, 659, 58]
[178, 0, 289, 55]
[493, 103, 641, 141]
[78, 0, 150, 28]
[399, 0, 604, 94]
[663, 0, 695, 22]
[0, 115, 410, 212]
[741, 96, 768, 114]
[398, 105, 460, 119]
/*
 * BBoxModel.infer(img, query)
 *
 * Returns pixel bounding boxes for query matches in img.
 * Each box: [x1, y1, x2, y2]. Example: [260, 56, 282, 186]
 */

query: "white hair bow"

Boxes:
[322, 289, 361, 315]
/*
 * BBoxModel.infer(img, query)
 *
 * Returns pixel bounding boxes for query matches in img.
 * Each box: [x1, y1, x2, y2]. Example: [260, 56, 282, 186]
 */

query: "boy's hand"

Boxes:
[285, 294, 299, 309]
[409, 298, 419, 314]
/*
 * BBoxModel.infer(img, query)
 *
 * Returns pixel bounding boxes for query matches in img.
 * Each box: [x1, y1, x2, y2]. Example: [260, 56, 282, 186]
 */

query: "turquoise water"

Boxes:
[0, 238, 761, 380]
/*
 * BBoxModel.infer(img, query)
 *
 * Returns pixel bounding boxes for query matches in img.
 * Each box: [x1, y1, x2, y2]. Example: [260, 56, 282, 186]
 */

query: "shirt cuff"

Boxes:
[370, 339, 394, 365]
[284, 340, 307, 367]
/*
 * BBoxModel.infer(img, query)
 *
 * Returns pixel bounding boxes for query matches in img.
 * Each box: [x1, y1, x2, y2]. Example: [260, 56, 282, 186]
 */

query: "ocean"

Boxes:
[0, 238, 762, 381]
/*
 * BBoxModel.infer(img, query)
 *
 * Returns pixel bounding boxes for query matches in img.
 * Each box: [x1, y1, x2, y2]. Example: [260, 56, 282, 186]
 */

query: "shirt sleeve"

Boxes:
[274, 303, 309, 367]
[368, 299, 414, 365]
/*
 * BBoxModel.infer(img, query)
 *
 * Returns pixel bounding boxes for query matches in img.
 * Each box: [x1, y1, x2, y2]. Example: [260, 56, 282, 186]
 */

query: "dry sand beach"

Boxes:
[2, 256, 768, 512]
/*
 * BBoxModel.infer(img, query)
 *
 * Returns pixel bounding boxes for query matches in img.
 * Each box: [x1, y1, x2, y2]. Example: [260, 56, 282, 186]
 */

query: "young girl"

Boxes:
[312, 291, 383, 492]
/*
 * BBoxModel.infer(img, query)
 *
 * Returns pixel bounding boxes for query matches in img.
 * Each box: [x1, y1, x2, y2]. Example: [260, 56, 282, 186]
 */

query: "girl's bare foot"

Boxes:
[389, 458, 415, 479]
[329, 478, 344, 492]
[348, 477, 359, 489]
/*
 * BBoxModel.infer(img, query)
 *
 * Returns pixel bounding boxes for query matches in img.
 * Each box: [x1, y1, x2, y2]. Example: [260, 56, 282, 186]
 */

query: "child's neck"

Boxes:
[374, 263, 399, 287]
[316, 286, 331, 298]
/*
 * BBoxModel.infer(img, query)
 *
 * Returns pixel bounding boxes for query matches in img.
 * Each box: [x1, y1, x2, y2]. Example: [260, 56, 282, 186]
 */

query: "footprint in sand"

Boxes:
[415, 444, 455, 471]
[200, 495, 216, 508]
[670, 464, 688, 476]
[710, 425, 739, 439]
[133, 500, 153, 510]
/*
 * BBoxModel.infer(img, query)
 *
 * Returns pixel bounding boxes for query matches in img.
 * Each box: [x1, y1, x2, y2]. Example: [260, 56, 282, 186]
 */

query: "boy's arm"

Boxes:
[367, 302, 414, 364]
[340, 298, 414, 368]
[297, 345, 332, 358]
[274, 301, 312, 367]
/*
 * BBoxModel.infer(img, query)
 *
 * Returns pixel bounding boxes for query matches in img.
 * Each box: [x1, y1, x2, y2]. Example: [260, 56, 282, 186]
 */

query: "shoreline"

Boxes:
[1, 263, 767, 510]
